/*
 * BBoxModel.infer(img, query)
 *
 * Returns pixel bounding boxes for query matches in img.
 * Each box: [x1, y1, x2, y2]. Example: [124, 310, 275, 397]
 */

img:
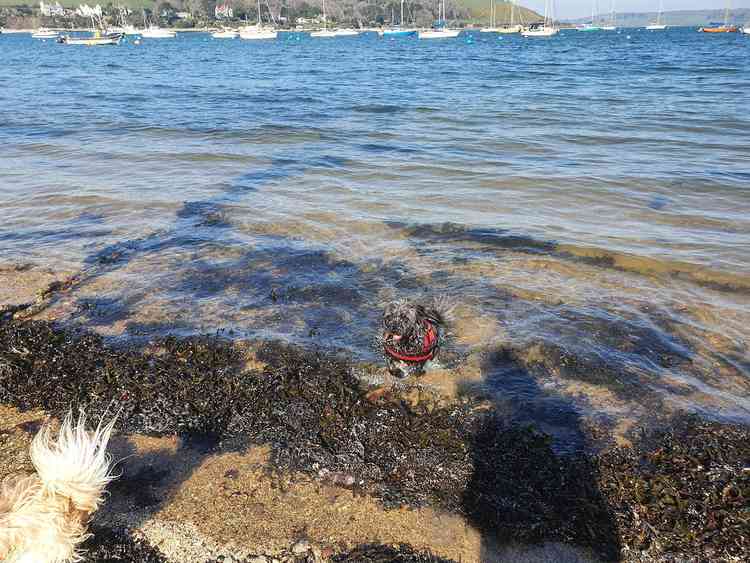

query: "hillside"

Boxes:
[459, 0, 543, 24]
[1, 0, 544, 24]
[565, 9, 750, 27]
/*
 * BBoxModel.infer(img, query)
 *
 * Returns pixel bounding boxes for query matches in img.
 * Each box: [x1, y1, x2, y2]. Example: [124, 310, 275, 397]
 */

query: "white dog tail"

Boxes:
[30, 411, 118, 515]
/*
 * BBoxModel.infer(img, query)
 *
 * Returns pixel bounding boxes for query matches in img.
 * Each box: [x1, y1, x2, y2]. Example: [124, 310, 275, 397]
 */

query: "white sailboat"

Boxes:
[418, 0, 460, 38]
[310, 0, 337, 37]
[600, 0, 617, 30]
[497, 1, 523, 33]
[480, 0, 499, 32]
[309, 0, 360, 37]
[521, 0, 558, 36]
[380, 0, 417, 36]
[140, 10, 176, 38]
[646, 0, 667, 30]
[239, 0, 278, 39]
[578, 0, 601, 31]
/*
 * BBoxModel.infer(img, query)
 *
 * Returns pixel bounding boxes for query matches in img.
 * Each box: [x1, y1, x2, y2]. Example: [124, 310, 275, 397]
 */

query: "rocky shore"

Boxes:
[1, 308, 748, 562]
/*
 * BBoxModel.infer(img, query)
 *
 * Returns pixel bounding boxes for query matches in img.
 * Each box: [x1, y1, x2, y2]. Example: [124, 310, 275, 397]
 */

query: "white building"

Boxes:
[215, 3, 233, 20]
[40, 1, 64, 16]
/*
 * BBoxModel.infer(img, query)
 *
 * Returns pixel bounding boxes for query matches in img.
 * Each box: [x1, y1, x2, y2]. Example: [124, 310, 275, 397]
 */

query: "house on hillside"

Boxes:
[39, 1, 64, 16]
[215, 3, 233, 20]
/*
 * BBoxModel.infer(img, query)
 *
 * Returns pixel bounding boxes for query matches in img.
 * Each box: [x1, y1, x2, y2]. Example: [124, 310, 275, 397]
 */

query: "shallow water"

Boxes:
[2, 28, 749, 447]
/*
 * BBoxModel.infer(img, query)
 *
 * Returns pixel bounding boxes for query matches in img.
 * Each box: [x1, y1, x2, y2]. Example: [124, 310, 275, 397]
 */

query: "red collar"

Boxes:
[384, 321, 438, 363]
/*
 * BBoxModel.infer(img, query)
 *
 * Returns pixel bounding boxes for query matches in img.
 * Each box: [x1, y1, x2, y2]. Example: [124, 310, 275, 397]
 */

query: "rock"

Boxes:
[292, 540, 310, 555]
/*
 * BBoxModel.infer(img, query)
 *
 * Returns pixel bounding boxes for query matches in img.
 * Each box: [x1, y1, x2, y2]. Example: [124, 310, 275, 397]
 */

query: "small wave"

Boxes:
[350, 104, 404, 114]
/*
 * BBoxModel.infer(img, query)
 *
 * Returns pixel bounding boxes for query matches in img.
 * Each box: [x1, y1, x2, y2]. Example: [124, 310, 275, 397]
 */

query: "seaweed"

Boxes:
[597, 416, 750, 560]
[332, 544, 455, 562]
[80, 525, 169, 562]
[1, 320, 748, 561]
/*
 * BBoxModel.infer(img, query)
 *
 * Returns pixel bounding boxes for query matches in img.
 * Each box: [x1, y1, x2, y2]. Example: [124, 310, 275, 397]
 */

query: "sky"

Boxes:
[522, 1, 750, 20]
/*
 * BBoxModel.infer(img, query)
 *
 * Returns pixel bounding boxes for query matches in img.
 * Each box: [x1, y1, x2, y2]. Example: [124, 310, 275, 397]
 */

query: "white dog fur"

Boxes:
[0, 412, 118, 563]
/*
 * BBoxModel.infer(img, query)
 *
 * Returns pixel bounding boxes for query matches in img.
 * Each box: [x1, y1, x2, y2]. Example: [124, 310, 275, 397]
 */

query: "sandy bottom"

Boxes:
[0, 404, 602, 563]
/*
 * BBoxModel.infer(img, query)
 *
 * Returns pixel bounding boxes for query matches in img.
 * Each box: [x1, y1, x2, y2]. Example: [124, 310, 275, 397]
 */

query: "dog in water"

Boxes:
[0, 411, 118, 563]
[380, 298, 451, 378]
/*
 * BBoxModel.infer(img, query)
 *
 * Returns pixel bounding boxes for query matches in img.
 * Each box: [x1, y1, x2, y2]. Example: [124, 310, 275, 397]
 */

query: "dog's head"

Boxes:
[382, 300, 423, 344]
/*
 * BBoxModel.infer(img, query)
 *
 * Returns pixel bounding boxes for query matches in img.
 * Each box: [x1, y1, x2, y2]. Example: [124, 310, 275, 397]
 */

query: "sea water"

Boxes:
[1, 28, 749, 449]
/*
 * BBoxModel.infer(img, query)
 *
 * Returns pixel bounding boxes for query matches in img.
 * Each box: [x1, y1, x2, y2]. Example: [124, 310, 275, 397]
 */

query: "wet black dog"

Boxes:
[380, 299, 450, 378]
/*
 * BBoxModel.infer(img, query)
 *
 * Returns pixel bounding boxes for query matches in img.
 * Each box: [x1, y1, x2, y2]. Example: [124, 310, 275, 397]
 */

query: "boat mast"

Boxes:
[656, 0, 663, 25]
[257, 0, 262, 26]
[401, 0, 404, 26]
[724, 0, 731, 27]
[322, 0, 326, 31]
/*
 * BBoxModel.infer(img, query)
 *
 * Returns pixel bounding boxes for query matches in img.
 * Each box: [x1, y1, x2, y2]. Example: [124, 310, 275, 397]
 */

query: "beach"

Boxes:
[1, 27, 749, 561]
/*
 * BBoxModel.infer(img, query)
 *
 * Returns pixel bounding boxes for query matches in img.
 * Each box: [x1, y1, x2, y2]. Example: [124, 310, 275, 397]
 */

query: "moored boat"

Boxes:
[418, 0, 460, 39]
[699, 1, 738, 33]
[699, 25, 738, 33]
[578, 0, 603, 31]
[646, 0, 667, 29]
[32, 28, 60, 39]
[380, 28, 417, 37]
[240, 0, 277, 39]
[332, 28, 360, 36]
[521, 0, 558, 37]
[58, 31, 123, 45]
[141, 26, 176, 38]
[212, 29, 239, 38]
[418, 28, 460, 39]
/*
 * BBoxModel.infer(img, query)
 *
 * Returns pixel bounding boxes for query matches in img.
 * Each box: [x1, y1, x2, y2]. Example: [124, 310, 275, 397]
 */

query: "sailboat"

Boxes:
[239, 0, 278, 39]
[310, 0, 337, 37]
[418, 0, 460, 38]
[480, 0, 499, 32]
[646, 0, 667, 30]
[600, 0, 617, 30]
[380, 0, 417, 37]
[521, 0, 558, 36]
[699, 1, 738, 32]
[140, 9, 176, 38]
[578, 0, 601, 31]
[497, 0, 523, 33]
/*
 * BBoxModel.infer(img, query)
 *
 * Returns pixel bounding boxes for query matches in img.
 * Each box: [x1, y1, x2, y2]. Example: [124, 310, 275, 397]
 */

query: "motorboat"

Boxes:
[58, 31, 123, 45]
[141, 26, 176, 38]
[212, 29, 239, 38]
[32, 28, 60, 39]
